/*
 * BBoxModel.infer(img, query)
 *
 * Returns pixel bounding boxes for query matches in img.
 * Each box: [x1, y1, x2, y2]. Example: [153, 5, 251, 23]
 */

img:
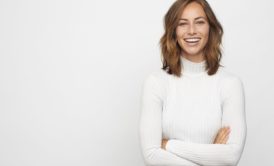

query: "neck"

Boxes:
[181, 52, 205, 63]
[180, 55, 207, 75]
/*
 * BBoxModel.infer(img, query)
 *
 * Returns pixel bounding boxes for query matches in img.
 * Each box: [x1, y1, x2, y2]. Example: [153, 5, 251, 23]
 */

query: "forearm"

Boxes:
[166, 139, 245, 166]
[141, 145, 201, 166]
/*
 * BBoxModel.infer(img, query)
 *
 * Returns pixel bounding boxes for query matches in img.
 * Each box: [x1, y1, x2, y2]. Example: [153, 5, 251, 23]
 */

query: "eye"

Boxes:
[196, 21, 205, 24]
[178, 22, 187, 26]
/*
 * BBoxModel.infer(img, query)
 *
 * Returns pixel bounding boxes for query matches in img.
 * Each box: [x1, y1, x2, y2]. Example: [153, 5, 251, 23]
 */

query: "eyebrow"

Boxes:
[179, 17, 207, 21]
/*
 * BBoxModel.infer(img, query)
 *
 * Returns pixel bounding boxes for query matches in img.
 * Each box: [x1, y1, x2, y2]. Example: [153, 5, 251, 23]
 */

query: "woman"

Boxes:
[139, 0, 247, 166]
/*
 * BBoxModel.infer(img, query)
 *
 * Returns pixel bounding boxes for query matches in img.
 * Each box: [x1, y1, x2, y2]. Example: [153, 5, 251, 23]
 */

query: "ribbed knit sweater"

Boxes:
[139, 56, 247, 166]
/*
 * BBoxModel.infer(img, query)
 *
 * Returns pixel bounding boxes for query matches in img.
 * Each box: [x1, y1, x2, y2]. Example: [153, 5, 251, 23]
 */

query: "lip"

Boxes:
[184, 37, 201, 41]
[183, 37, 201, 46]
[184, 37, 201, 39]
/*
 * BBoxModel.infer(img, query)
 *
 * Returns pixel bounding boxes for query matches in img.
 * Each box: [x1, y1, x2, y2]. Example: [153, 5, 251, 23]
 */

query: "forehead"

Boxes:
[180, 2, 207, 19]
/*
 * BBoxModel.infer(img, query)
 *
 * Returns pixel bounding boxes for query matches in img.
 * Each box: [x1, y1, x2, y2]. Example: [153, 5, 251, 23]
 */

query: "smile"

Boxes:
[184, 37, 201, 43]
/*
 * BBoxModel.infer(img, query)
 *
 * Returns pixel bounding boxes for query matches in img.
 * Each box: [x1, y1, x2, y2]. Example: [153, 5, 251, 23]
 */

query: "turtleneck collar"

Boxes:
[180, 55, 207, 75]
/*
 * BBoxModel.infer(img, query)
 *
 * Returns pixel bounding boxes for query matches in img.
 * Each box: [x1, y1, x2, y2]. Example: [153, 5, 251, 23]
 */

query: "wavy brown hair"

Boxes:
[159, 0, 223, 77]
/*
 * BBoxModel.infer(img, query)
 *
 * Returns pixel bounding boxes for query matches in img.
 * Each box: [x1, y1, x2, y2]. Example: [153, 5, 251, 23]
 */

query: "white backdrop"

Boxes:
[0, 0, 274, 165]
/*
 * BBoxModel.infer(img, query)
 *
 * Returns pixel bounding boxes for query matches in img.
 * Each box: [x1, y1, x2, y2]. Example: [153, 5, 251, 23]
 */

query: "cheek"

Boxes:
[175, 28, 180, 38]
[202, 26, 210, 38]
[176, 27, 186, 38]
[204, 30, 209, 44]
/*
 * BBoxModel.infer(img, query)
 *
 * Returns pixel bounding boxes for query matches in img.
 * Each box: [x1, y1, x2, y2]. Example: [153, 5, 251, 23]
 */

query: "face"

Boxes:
[176, 2, 210, 60]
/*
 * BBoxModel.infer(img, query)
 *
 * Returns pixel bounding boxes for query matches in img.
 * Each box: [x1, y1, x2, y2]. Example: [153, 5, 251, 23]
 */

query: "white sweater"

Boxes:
[139, 56, 247, 166]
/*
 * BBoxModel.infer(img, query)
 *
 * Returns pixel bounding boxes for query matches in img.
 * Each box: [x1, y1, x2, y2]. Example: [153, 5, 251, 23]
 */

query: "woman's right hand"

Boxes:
[213, 126, 231, 144]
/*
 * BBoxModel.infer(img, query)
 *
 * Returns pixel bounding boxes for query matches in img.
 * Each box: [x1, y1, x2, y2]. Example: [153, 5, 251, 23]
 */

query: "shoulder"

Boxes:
[142, 69, 169, 98]
[217, 67, 244, 86]
[143, 68, 169, 86]
[217, 67, 245, 98]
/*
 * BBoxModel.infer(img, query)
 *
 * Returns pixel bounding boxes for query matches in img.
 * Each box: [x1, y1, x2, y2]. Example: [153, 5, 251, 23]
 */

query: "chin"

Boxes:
[183, 49, 203, 56]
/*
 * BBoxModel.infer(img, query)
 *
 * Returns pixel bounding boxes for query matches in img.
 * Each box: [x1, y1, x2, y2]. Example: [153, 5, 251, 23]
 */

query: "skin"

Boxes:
[176, 2, 210, 63]
[161, 2, 230, 149]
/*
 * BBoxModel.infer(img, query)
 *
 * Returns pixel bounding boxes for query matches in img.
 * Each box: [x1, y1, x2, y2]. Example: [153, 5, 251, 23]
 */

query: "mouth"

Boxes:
[184, 37, 201, 44]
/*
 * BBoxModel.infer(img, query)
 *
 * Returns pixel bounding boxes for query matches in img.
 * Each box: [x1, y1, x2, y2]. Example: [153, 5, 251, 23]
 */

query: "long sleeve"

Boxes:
[165, 76, 247, 166]
[139, 74, 200, 166]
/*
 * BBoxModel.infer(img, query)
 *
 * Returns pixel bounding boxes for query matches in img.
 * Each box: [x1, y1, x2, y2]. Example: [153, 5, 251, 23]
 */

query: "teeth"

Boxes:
[184, 38, 200, 42]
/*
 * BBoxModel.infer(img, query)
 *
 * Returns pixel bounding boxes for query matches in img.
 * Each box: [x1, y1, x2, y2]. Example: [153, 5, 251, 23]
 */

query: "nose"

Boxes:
[188, 23, 197, 35]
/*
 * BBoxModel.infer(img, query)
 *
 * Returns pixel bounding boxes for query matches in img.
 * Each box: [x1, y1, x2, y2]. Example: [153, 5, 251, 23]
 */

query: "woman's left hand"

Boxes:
[161, 139, 168, 150]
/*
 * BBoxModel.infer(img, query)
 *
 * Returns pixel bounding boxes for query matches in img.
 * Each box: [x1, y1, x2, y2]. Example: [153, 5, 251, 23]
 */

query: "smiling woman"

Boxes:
[160, 0, 223, 77]
[176, 2, 210, 62]
[139, 0, 247, 166]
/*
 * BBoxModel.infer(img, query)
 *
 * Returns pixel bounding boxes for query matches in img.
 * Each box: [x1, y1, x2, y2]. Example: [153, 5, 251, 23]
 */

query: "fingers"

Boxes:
[222, 133, 229, 144]
[161, 139, 168, 150]
[220, 127, 230, 144]
[214, 126, 231, 144]
[219, 127, 230, 143]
